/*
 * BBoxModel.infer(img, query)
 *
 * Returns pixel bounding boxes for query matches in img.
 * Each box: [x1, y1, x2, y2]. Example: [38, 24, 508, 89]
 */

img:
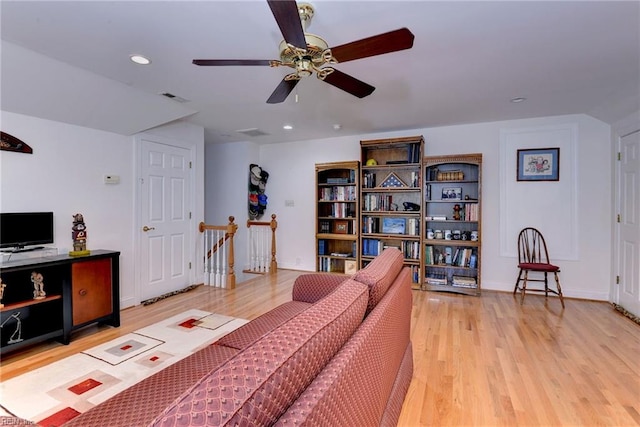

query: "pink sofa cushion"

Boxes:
[216, 300, 311, 350]
[151, 279, 369, 427]
[63, 343, 240, 427]
[353, 247, 404, 313]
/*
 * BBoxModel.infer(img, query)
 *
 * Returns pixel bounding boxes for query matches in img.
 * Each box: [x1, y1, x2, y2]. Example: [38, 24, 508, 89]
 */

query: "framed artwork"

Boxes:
[517, 147, 560, 181]
[382, 217, 406, 234]
[441, 187, 462, 200]
[333, 220, 349, 234]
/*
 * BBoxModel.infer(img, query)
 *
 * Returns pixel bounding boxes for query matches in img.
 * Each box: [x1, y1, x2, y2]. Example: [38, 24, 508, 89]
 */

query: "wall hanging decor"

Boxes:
[517, 147, 560, 181]
[248, 164, 269, 220]
[0, 132, 33, 154]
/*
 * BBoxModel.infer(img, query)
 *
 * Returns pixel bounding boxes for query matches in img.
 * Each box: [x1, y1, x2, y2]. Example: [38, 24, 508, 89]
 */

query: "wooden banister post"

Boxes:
[270, 214, 278, 274]
[226, 216, 237, 289]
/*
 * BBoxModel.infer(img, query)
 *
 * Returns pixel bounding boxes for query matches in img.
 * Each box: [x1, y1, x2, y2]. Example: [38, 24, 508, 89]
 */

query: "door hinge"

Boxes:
[616, 275, 620, 284]
[189, 161, 192, 169]
[189, 212, 192, 219]
[617, 214, 621, 223]
[618, 152, 621, 161]
[189, 262, 192, 269]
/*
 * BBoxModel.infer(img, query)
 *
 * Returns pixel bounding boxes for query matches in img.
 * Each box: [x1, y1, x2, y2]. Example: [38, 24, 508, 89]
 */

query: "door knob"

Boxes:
[142, 226, 156, 232]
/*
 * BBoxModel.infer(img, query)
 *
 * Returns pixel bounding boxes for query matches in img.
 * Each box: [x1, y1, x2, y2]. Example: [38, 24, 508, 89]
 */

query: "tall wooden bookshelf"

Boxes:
[359, 136, 424, 287]
[423, 153, 482, 295]
[315, 161, 360, 274]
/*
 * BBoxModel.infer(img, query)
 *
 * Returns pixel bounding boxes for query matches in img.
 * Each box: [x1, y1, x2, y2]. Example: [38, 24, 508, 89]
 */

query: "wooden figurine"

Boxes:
[453, 204, 462, 221]
[31, 271, 46, 300]
[0, 278, 6, 308]
[70, 213, 90, 256]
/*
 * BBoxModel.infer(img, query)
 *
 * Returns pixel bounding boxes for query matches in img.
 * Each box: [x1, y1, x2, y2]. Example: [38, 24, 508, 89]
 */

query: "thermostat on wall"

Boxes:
[104, 175, 120, 184]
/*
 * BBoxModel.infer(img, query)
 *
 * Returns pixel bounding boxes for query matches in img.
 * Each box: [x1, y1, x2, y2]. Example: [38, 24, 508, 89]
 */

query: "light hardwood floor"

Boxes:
[1, 270, 639, 426]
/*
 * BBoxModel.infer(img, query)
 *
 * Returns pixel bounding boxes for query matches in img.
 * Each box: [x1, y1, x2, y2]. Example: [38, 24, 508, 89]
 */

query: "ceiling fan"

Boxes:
[193, 0, 415, 104]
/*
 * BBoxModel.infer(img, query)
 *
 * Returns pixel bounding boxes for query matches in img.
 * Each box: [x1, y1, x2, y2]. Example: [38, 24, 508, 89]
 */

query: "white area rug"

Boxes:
[0, 309, 247, 426]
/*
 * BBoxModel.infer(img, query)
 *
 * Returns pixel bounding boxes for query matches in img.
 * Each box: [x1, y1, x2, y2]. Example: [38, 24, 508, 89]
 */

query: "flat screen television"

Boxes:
[0, 212, 54, 251]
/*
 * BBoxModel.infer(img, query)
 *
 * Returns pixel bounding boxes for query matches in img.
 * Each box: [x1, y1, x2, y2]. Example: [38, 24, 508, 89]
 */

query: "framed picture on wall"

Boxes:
[517, 147, 560, 181]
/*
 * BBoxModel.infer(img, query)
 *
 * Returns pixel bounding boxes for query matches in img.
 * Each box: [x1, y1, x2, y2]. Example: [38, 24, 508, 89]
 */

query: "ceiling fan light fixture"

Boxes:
[130, 54, 151, 65]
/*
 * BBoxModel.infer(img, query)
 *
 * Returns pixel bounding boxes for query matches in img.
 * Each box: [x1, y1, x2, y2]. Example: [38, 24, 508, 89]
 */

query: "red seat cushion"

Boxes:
[518, 262, 559, 272]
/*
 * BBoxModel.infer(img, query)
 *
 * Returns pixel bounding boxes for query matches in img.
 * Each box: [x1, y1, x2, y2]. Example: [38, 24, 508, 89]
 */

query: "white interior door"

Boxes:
[617, 129, 640, 316]
[139, 138, 192, 301]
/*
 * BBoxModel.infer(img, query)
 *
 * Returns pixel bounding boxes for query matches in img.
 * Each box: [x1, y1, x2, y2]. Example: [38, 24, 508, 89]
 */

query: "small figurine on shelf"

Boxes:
[453, 204, 462, 221]
[0, 278, 6, 308]
[70, 213, 90, 256]
[31, 271, 46, 300]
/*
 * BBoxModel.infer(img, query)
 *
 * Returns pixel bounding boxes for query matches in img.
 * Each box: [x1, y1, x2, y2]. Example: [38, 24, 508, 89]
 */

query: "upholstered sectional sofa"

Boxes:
[64, 247, 413, 426]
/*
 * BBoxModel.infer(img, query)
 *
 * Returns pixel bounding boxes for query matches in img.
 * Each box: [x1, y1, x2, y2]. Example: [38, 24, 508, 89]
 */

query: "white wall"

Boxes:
[209, 113, 613, 300]
[0, 110, 135, 304]
[0, 111, 205, 308]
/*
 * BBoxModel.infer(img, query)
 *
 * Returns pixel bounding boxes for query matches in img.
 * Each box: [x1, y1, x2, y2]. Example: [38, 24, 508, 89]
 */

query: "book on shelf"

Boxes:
[330, 252, 350, 257]
[425, 215, 447, 221]
[318, 239, 326, 255]
[452, 275, 477, 285]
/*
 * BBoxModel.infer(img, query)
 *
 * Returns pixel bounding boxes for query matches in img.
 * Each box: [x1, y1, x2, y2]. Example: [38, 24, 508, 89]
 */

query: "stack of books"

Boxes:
[452, 275, 478, 289]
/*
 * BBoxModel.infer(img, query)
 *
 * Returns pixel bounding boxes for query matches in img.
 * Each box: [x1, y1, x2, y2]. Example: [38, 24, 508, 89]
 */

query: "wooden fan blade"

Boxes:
[322, 70, 375, 98]
[330, 28, 415, 63]
[193, 59, 272, 66]
[266, 78, 299, 104]
[267, 0, 307, 50]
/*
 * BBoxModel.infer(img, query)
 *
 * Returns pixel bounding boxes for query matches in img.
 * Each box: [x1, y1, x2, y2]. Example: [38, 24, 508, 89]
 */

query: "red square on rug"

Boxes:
[38, 407, 81, 427]
[178, 318, 198, 329]
[68, 378, 102, 395]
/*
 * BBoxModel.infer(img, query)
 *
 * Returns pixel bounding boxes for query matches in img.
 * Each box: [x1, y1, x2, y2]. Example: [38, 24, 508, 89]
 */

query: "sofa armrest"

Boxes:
[292, 273, 349, 303]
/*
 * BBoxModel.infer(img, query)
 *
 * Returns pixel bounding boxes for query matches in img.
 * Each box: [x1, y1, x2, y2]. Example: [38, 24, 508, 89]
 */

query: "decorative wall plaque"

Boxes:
[0, 132, 33, 154]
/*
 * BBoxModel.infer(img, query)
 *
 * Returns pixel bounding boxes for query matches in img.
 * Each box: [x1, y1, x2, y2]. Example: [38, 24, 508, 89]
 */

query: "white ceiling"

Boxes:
[1, 1, 639, 144]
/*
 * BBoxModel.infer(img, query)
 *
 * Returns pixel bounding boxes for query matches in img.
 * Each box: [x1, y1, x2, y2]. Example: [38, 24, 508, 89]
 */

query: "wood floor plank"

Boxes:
[1, 270, 638, 426]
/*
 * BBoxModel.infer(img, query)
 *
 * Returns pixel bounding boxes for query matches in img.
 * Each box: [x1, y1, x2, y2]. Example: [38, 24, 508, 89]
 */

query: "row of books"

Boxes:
[425, 274, 477, 288]
[362, 240, 420, 259]
[426, 168, 465, 181]
[319, 186, 357, 202]
[362, 194, 395, 212]
[463, 203, 479, 221]
[319, 203, 355, 218]
[425, 246, 477, 268]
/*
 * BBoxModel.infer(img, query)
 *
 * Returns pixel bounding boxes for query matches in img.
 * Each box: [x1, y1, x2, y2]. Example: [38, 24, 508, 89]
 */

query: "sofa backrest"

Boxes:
[150, 279, 369, 427]
[275, 266, 413, 426]
[352, 247, 404, 313]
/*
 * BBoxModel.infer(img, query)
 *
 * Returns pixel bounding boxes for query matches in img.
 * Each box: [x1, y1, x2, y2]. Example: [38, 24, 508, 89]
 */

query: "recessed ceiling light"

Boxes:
[130, 54, 151, 65]
[510, 97, 526, 103]
[283, 124, 293, 130]
[333, 124, 342, 131]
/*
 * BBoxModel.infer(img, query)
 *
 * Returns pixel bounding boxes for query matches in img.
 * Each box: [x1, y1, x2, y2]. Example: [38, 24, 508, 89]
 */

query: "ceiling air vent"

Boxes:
[160, 92, 189, 103]
[236, 128, 270, 137]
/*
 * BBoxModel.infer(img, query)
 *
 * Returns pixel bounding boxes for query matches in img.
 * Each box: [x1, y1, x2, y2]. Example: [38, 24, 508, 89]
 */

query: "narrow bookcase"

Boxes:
[423, 153, 482, 295]
[315, 161, 360, 274]
[359, 136, 424, 288]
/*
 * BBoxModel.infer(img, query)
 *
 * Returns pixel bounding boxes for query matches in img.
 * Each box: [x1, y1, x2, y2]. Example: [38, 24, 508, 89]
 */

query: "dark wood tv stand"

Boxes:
[0, 250, 120, 355]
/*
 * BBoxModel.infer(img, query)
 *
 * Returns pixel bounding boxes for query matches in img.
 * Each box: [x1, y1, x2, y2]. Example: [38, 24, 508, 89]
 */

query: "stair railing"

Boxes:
[244, 214, 278, 274]
[199, 216, 238, 288]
